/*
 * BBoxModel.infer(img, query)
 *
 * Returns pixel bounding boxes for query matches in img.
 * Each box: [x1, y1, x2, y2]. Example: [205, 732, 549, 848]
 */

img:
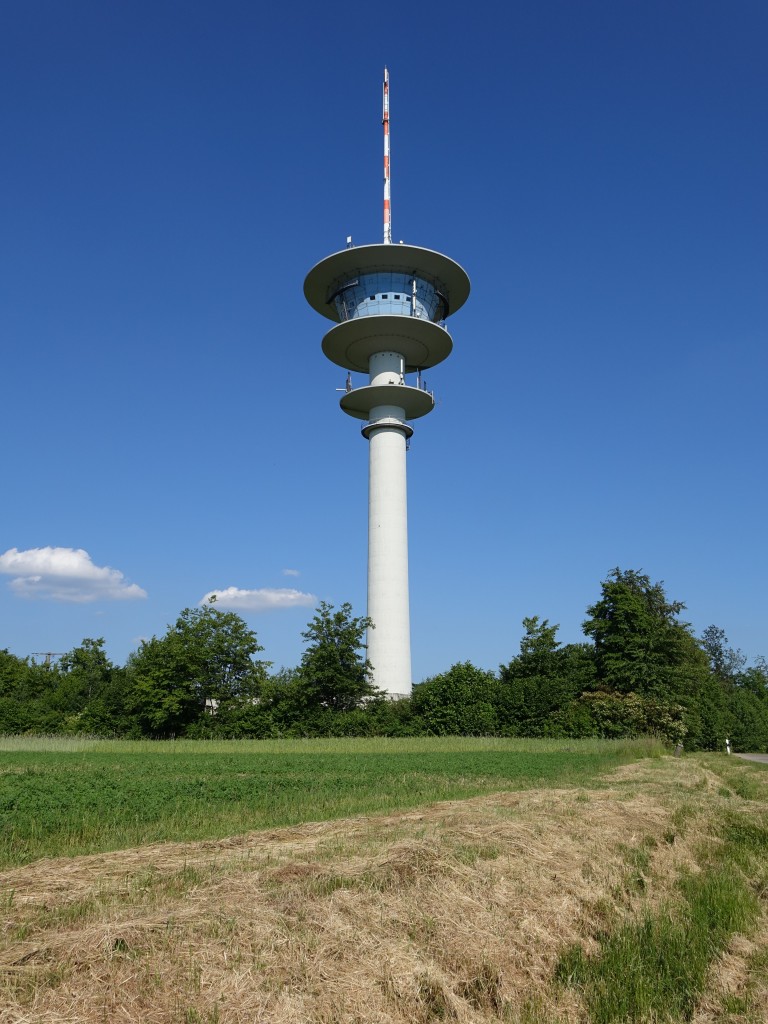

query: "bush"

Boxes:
[578, 691, 686, 744]
[411, 663, 499, 735]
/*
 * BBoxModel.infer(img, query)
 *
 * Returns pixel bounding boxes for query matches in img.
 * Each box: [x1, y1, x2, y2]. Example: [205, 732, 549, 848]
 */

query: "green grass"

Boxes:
[557, 866, 760, 1023]
[0, 736, 664, 868]
[556, 758, 768, 1023]
[0, 734, 667, 755]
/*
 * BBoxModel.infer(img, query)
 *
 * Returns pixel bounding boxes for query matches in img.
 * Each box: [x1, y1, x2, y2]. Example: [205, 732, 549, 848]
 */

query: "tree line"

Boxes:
[1, 569, 766, 750]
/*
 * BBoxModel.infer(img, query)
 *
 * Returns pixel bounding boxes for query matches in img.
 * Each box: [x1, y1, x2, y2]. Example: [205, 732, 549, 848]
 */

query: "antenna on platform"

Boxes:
[383, 66, 391, 244]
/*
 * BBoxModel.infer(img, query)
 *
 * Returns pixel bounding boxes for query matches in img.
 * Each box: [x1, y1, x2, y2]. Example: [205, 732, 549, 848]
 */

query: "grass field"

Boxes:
[0, 735, 665, 868]
[1, 739, 766, 1023]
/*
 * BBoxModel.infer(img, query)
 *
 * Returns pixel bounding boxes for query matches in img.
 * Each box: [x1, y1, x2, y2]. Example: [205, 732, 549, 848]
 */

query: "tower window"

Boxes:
[382, 294, 388, 299]
[394, 294, 400, 299]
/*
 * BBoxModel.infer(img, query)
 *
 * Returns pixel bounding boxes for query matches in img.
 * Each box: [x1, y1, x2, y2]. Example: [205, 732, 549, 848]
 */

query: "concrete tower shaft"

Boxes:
[367, 422, 410, 694]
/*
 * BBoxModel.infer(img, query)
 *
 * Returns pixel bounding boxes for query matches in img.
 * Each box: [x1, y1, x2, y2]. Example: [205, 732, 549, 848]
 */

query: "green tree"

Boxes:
[583, 569, 708, 699]
[0, 651, 69, 734]
[127, 605, 267, 736]
[499, 617, 560, 735]
[499, 618, 596, 736]
[290, 602, 379, 720]
[582, 569, 714, 746]
[700, 625, 746, 683]
[519, 616, 561, 663]
[0, 650, 35, 733]
[693, 672, 733, 751]
[728, 687, 768, 752]
[737, 660, 768, 701]
[52, 638, 135, 735]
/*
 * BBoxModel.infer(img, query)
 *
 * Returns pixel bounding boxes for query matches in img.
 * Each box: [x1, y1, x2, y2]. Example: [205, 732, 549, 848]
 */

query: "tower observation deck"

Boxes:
[303, 73, 470, 698]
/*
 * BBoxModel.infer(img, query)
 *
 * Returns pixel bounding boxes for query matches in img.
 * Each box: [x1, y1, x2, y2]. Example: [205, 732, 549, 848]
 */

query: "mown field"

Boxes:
[0, 736, 664, 868]
[1, 739, 766, 1023]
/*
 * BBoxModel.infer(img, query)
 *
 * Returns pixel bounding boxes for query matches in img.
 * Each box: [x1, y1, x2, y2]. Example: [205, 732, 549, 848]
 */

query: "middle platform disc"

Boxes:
[322, 315, 453, 373]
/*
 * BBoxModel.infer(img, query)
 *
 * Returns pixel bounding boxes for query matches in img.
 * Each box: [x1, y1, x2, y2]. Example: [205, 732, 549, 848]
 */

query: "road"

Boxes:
[733, 753, 768, 764]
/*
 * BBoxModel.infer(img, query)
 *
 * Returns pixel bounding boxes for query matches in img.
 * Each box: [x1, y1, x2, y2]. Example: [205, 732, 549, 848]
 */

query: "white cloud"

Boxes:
[282, 568, 300, 577]
[0, 547, 147, 603]
[201, 586, 317, 611]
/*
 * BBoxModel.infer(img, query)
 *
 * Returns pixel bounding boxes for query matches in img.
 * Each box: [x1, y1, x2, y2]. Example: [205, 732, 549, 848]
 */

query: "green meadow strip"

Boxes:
[0, 737, 663, 868]
[556, 784, 767, 1024]
[0, 734, 668, 756]
[558, 870, 759, 1023]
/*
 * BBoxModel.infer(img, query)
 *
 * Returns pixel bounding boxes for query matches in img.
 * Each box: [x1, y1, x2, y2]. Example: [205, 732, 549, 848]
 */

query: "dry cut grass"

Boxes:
[0, 755, 766, 1023]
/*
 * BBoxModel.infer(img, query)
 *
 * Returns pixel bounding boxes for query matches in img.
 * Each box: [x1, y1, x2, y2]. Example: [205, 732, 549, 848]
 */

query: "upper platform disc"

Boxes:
[304, 243, 470, 322]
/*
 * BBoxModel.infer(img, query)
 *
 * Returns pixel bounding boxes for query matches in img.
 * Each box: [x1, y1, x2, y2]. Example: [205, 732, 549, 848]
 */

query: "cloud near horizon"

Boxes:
[200, 586, 317, 611]
[0, 547, 147, 603]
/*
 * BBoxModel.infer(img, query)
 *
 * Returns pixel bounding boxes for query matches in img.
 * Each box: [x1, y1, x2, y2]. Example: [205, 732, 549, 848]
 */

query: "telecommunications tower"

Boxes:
[304, 69, 470, 697]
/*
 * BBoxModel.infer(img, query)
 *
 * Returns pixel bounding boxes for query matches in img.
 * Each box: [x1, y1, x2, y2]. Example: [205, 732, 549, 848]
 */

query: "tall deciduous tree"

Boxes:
[582, 568, 716, 745]
[127, 605, 266, 736]
[54, 638, 134, 735]
[499, 618, 596, 736]
[700, 625, 747, 683]
[738, 660, 768, 700]
[0, 650, 38, 733]
[583, 569, 707, 700]
[293, 601, 378, 715]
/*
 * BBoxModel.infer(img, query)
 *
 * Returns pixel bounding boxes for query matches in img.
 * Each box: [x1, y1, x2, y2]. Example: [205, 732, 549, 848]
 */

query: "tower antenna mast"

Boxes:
[383, 66, 391, 244]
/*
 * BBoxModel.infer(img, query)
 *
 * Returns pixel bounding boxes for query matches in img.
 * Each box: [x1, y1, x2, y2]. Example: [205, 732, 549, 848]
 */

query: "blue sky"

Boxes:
[2, 0, 766, 677]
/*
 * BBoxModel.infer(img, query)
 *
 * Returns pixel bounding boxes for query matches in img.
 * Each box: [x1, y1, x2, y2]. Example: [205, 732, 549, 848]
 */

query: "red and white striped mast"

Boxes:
[383, 66, 392, 244]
